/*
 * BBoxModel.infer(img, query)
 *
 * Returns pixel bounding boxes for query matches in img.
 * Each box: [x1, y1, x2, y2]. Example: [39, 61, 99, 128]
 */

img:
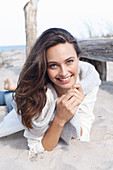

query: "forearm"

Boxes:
[42, 86, 84, 151]
[42, 115, 64, 151]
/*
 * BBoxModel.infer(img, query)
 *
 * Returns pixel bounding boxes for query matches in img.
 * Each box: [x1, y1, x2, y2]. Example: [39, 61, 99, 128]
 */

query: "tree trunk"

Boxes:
[24, 0, 38, 57]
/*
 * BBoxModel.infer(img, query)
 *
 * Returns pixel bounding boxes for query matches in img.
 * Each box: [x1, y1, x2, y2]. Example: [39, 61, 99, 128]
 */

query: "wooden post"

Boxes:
[80, 58, 107, 81]
[24, 0, 38, 57]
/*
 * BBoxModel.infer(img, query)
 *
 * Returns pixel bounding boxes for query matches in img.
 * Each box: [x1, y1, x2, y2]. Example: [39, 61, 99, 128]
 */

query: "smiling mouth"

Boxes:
[57, 76, 72, 82]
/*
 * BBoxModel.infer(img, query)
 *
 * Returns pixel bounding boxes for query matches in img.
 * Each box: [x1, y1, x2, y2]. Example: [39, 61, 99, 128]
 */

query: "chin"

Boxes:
[59, 83, 74, 89]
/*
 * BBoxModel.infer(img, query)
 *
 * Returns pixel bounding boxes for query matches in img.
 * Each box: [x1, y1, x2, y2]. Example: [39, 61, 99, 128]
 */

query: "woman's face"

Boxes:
[46, 42, 79, 95]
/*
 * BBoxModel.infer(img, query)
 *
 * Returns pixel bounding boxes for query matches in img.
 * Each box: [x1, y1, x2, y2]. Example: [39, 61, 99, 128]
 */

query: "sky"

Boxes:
[0, 0, 113, 46]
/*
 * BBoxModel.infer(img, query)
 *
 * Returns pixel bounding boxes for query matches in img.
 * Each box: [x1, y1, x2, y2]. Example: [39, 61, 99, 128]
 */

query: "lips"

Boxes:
[59, 76, 71, 81]
[57, 76, 72, 83]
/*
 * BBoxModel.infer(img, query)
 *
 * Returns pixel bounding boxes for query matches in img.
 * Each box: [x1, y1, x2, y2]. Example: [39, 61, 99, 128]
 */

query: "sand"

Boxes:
[0, 50, 113, 170]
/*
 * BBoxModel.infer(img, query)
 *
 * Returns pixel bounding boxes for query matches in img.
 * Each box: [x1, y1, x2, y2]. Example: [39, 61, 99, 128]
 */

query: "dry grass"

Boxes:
[84, 19, 113, 38]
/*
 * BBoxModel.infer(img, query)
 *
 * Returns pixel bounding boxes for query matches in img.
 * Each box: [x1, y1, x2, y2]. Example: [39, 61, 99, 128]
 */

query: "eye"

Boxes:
[48, 64, 57, 69]
[67, 60, 74, 64]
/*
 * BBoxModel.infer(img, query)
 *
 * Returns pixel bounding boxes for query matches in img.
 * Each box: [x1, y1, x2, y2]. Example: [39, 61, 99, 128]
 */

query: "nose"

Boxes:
[59, 65, 68, 76]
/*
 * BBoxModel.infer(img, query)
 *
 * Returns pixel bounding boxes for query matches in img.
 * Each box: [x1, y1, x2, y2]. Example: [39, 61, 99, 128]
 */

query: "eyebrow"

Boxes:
[47, 56, 75, 64]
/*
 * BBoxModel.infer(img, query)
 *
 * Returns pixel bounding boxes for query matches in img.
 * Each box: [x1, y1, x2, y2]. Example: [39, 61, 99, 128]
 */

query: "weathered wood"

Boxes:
[78, 38, 113, 62]
[78, 38, 113, 81]
[24, 0, 38, 57]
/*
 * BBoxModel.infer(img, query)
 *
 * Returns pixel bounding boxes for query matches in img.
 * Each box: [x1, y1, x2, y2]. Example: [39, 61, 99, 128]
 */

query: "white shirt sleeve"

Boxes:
[27, 137, 44, 154]
[23, 123, 45, 154]
[0, 109, 24, 138]
[79, 86, 99, 141]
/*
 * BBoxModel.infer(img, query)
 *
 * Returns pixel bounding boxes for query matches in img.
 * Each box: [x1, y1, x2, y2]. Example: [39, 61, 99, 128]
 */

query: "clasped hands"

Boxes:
[56, 84, 84, 127]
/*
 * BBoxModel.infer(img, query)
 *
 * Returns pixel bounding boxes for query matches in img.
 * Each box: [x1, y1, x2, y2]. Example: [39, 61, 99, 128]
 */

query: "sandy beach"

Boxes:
[0, 50, 113, 170]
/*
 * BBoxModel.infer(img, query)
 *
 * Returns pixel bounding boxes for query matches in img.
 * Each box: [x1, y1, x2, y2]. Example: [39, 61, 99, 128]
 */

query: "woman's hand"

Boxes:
[69, 83, 84, 106]
[56, 84, 84, 127]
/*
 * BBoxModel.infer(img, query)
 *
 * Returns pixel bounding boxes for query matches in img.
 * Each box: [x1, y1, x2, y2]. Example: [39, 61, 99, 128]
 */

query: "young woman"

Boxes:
[0, 28, 101, 154]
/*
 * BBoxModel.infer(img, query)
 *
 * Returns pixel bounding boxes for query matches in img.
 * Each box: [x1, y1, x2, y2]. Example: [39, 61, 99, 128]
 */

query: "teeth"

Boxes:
[59, 76, 70, 81]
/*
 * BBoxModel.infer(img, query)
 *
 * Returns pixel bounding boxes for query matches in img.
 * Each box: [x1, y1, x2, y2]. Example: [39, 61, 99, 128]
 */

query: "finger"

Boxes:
[69, 84, 84, 97]
[67, 94, 82, 107]
[68, 88, 84, 99]
[57, 92, 74, 105]
[68, 100, 78, 113]
[66, 95, 76, 105]
[72, 83, 83, 93]
[69, 88, 80, 95]
[73, 98, 81, 106]
[69, 93, 83, 106]
[61, 92, 76, 102]
[71, 92, 84, 101]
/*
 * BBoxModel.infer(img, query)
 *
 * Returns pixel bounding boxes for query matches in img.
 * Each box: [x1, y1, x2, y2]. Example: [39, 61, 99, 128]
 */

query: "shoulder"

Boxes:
[79, 60, 97, 77]
[78, 61, 101, 95]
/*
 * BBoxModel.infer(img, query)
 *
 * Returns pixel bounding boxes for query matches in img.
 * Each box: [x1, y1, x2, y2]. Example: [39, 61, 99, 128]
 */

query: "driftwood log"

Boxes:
[78, 38, 113, 81]
[24, 0, 38, 57]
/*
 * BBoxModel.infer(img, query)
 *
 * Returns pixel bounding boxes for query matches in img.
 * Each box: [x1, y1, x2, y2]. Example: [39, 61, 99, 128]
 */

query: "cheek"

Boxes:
[73, 66, 78, 72]
[71, 62, 79, 74]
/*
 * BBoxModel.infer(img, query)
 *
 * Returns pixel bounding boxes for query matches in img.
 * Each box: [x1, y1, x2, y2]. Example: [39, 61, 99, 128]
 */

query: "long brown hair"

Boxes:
[14, 28, 82, 129]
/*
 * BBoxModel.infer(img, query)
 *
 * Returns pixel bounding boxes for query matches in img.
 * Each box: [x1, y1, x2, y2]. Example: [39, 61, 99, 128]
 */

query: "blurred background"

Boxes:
[0, 0, 113, 47]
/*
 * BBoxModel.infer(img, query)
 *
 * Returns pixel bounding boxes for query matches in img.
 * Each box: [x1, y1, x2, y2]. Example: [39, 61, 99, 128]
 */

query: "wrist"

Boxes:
[54, 114, 65, 128]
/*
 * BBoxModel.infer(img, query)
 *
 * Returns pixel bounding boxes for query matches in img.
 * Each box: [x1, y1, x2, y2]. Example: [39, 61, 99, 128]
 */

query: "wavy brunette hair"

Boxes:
[14, 28, 82, 129]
